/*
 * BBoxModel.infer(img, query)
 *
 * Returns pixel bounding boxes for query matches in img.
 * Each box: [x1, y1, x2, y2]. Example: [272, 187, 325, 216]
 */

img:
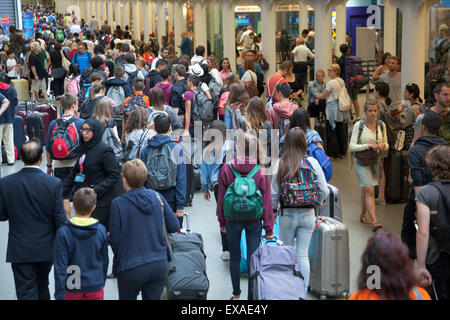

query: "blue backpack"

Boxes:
[307, 143, 332, 182]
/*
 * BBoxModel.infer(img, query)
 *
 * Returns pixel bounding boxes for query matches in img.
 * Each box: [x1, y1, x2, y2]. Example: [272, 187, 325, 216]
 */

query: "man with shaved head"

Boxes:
[0, 141, 67, 300]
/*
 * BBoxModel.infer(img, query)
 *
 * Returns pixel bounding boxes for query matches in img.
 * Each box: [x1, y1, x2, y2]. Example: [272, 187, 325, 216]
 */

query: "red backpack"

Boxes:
[50, 117, 81, 160]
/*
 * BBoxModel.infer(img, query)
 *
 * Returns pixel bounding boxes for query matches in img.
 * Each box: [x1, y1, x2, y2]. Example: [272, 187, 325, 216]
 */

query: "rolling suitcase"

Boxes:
[250, 238, 306, 300]
[309, 215, 350, 300]
[385, 150, 409, 203]
[314, 116, 327, 152]
[10, 79, 29, 101]
[167, 213, 209, 300]
[13, 115, 26, 157]
[241, 216, 280, 275]
[36, 104, 57, 143]
[318, 184, 343, 222]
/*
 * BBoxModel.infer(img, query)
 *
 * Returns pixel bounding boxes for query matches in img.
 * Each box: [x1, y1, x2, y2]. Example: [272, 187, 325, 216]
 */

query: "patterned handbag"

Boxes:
[280, 156, 321, 208]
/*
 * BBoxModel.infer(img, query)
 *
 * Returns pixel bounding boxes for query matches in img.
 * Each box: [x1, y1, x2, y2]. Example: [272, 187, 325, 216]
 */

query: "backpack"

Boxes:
[145, 142, 177, 191]
[77, 81, 91, 106]
[144, 72, 153, 96]
[123, 94, 147, 121]
[106, 85, 126, 113]
[170, 79, 188, 112]
[148, 107, 168, 126]
[120, 129, 150, 164]
[334, 78, 351, 112]
[218, 91, 229, 116]
[278, 117, 290, 140]
[125, 69, 140, 88]
[50, 117, 80, 160]
[223, 163, 263, 221]
[344, 55, 364, 87]
[79, 95, 103, 119]
[208, 78, 221, 108]
[192, 89, 214, 125]
[429, 180, 450, 255]
[101, 120, 123, 160]
[307, 143, 332, 182]
[349, 75, 369, 89]
[55, 29, 65, 42]
[280, 156, 321, 208]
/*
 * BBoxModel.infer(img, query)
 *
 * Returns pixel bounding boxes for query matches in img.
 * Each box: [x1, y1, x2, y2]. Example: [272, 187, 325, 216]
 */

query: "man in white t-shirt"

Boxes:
[291, 38, 314, 63]
[151, 47, 169, 71]
[240, 26, 254, 52]
[191, 45, 206, 66]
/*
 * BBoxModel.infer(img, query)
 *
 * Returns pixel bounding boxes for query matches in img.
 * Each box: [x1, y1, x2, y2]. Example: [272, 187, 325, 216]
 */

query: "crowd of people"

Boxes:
[0, 5, 449, 301]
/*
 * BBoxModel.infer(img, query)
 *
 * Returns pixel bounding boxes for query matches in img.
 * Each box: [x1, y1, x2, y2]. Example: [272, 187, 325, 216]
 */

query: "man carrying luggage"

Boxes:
[0, 76, 17, 165]
[402, 112, 448, 259]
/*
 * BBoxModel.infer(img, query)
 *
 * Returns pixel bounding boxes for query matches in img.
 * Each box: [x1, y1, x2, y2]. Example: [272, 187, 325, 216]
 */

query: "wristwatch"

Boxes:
[47, 164, 52, 168]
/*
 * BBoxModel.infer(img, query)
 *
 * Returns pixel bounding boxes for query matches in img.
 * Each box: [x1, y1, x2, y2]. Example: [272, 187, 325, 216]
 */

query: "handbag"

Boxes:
[354, 121, 381, 166]
[61, 51, 71, 72]
[244, 71, 259, 98]
[52, 67, 66, 79]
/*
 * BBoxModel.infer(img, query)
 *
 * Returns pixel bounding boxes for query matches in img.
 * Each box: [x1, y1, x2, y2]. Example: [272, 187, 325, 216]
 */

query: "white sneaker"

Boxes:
[220, 251, 230, 261]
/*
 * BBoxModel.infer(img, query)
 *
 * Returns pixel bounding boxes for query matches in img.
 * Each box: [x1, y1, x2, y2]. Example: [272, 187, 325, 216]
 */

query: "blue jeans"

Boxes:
[279, 208, 316, 291]
[226, 220, 262, 299]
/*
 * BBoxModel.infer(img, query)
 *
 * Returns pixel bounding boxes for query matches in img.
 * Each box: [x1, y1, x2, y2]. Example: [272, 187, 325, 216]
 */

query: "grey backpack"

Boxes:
[106, 86, 126, 114]
[145, 142, 177, 191]
[101, 121, 123, 160]
[250, 241, 306, 300]
[278, 117, 290, 140]
[192, 89, 214, 125]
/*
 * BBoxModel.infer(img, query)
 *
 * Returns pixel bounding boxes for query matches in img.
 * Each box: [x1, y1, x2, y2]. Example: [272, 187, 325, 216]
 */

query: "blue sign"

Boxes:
[22, 11, 34, 40]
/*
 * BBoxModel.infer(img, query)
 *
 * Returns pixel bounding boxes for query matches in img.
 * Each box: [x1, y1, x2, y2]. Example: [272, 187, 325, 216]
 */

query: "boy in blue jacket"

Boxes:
[141, 114, 186, 227]
[53, 188, 109, 300]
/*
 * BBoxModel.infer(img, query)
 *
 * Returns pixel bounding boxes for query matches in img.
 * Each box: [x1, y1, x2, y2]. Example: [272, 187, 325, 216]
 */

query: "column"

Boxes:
[306, 0, 335, 76]
[383, 0, 397, 56]
[156, 0, 167, 46]
[299, 0, 309, 35]
[173, 0, 185, 55]
[132, 0, 141, 39]
[261, 0, 277, 77]
[115, 0, 122, 29]
[222, 0, 236, 71]
[144, 0, 153, 43]
[194, 0, 207, 49]
[123, 0, 131, 30]
[391, 0, 439, 95]
[108, 0, 114, 29]
[168, 1, 174, 39]
[335, 1, 347, 54]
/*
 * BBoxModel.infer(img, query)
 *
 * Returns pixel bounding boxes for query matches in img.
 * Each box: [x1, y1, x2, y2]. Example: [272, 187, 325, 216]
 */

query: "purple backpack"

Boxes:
[344, 56, 363, 87]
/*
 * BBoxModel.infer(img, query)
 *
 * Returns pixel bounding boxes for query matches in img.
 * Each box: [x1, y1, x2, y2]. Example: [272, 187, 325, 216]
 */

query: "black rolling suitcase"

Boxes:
[166, 213, 209, 300]
[13, 115, 26, 158]
[385, 150, 409, 203]
[314, 115, 328, 152]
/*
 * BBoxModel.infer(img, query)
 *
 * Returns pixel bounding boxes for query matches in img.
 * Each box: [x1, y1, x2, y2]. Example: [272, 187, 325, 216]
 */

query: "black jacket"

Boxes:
[0, 167, 67, 263]
[408, 135, 447, 199]
[148, 70, 163, 90]
[63, 141, 120, 208]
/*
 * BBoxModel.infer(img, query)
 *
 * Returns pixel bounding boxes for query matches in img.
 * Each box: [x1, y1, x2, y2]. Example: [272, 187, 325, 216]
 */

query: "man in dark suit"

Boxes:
[0, 141, 67, 300]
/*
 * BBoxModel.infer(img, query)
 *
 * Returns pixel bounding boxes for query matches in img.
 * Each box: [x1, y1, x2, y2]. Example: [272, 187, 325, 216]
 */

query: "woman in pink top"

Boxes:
[219, 58, 233, 84]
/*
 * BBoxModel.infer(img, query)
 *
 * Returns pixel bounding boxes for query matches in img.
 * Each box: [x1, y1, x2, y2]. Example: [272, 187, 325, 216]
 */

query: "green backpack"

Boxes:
[55, 30, 65, 42]
[223, 163, 263, 221]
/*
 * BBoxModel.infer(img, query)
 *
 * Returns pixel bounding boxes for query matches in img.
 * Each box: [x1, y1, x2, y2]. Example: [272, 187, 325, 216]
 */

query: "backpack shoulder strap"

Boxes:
[228, 162, 241, 178]
[247, 164, 261, 179]
[412, 287, 424, 300]
[357, 120, 365, 145]
[430, 181, 450, 211]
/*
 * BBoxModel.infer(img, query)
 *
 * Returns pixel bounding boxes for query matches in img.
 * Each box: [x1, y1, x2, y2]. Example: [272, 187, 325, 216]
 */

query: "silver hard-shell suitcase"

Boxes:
[308, 215, 350, 299]
[318, 184, 343, 222]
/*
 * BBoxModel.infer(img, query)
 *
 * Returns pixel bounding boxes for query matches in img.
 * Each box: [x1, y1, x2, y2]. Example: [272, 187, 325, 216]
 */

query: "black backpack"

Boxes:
[429, 180, 450, 255]
[126, 69, 140, 88]
[171, 79, 188, 114]
[79, 96, 103, 119]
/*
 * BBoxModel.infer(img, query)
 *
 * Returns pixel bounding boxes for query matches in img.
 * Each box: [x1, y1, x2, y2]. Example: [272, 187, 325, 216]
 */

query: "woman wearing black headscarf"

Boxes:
[63, 118, 120, 231]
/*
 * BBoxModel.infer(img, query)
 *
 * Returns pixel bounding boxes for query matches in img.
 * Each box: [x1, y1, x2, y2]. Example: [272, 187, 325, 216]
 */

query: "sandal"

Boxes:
[372, 223, 383, 232]
[360, 216, 371, 225]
